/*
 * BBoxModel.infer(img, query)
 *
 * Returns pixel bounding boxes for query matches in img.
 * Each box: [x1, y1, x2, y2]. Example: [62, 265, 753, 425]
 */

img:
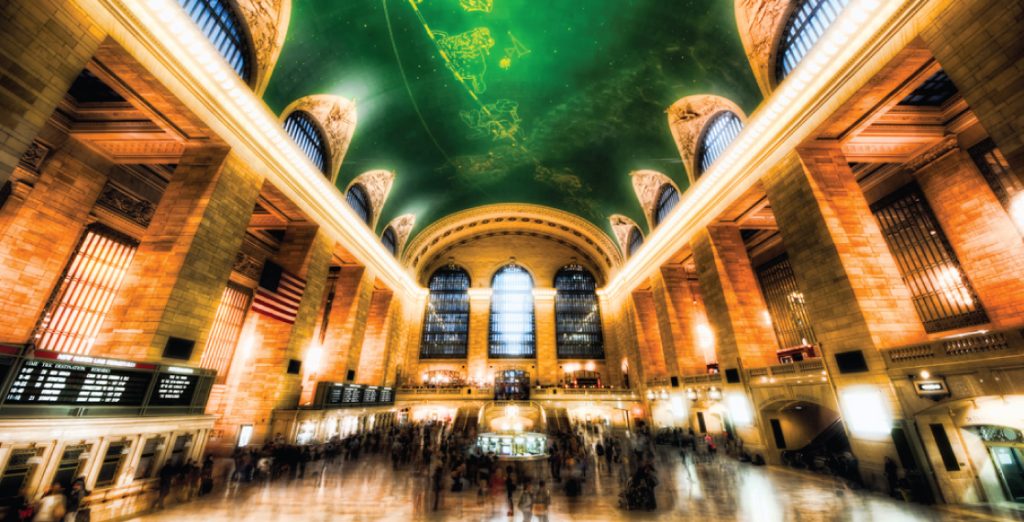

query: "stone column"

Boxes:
[649, 273, 683, 380]
[597, 293, 625, 387]
[95, 148, 263, 363]
[659, 265, 708, 376]
[0, 141, 109, 343]
[0, 0, 104, 188]
[533, 288, 557, 386]
[912, 140, 1024, 328]
[341, 271, 377, 381]
[355, 287, 394, 385]
[761, 147, 928, 488]
[316, 265, 369, 382]
[467, 288, 491, 384]
[630, 289, 669, 382]
[690, 223, 778, 371]
[920, 0, 1024, 176]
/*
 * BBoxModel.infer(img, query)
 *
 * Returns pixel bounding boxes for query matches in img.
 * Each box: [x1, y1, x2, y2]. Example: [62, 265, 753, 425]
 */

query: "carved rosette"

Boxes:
[385, 213, 417, 255]
[348, 169, 394, 228]
[735, 0, 789, 95]
[237, 0, 291, 94]
[281, 94, 358, 180]
[609, 214, 643, 256]
[630, 170, 679, 229]
[18, 141, 50, 173]
[667, 95, 747, 182]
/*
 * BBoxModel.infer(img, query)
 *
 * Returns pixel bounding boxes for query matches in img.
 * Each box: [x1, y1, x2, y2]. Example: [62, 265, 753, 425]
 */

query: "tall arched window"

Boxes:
[346, 184, 372, 225]
[283, 111, 329, 175]
[775, 0, 850, 82]
[697, 111, 743, 176]
[381, 227, 398, 256]
[489, 264, 535, 358]
[179, 0, 252, 83]
[626, 227, 644, 258]
[653, 184, 679, 227]
[421, 265, 470, 358]
[554, 265, 604, 359]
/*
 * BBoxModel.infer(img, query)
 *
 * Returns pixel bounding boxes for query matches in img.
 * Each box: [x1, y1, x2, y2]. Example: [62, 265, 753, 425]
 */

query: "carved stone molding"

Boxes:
[385, 213, 416, 256]
[18, 141, 51, 173]
[95, 183, 157, 227]
[281, 94, 357, 180]
[238, 0, 291, 95]
[348, 169, 394, 228]
[735, 0, 789, 96]
[904, 135, 959, 173]
[667, 95, 747, 182]
[630, 170, 680, 229]
[233, 251, 263, 280]
[609, 214, 643, 257]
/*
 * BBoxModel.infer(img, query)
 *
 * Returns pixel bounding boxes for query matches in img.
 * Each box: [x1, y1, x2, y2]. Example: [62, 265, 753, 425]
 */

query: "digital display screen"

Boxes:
[5, 359, 151, 406]
[148, 372, 199, 406]
[341, 385, 363, 404]
[379, 387, 393, 404]
[362, 386, 378, 404]
[323, 383, 345, 406]
[917, 382, 945, 392]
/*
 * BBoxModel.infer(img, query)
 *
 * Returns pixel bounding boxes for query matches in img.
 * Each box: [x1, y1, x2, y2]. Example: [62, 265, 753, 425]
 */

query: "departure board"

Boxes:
[4, 358, 151, 406]
[379, 387, 393, 404]
[341, 385, 363, 404]
[148, 371, 199, 406]
[362, 386, 378, 404]
[322, 383, 345, 406]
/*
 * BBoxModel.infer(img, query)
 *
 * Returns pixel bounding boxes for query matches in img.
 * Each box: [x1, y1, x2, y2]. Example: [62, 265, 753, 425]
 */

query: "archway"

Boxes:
[760, 399, 853, 479]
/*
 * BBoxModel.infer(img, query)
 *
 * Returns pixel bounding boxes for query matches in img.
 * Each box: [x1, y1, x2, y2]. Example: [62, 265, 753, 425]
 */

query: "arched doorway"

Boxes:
[494, 369, 530, 400]
[760, 400, 855, 481]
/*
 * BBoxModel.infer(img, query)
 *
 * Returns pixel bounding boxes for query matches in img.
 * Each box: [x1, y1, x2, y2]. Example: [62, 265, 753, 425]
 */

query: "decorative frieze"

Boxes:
[232, 251, 263, 280]
[95, 183, 157, 227]
[18, 141, 50, 172]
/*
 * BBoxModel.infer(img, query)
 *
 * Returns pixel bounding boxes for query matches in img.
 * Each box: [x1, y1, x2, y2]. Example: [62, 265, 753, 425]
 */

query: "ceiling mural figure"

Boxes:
[734, 0, 789, 96]
[237, 0, 292, 96]
[279, 94, 358, 182]
[667, 95, 748, 184]
[264, 1, 761, 238]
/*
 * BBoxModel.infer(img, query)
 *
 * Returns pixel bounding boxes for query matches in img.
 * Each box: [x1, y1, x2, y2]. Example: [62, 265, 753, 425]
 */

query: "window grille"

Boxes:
[776, 0, 850, 82]
[178, 0, 252, 83]
[421, 265, 470, 358]
[346, 184, 372, 225]
[626, 227, 644, 258]
[382, 227, 398, 256]
[489, 265, 536, 358]
[969, 138, 1023, 212]
[35, 225, 139, 354]
[654, 184, 679, 227]
[871, 184, 988, 332]
[200, 283, 251, 383]
[697, 112, 743, 176]
[756, 254, 817, 350]
[554, 265, 604, 358]
[134, 437, 165, 480]
[283, 110, 329, 175]
[95, 441, 130, 488]
[900, 70, 958, 107]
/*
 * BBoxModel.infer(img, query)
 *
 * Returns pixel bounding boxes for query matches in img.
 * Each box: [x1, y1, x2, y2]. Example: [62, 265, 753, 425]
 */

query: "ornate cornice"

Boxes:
[406, 203, 622, 277]
[667, 95, 748, 184]
[280, 94, 357, 182]
[95, 183, 157, 227]
[904, 134, 959, 173]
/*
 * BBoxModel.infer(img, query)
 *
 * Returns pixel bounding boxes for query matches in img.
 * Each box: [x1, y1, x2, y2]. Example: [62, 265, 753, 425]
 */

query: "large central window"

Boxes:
[489, 264, 536, 358]
[554, 265, 604, 359]
[421, 265, 470, 359]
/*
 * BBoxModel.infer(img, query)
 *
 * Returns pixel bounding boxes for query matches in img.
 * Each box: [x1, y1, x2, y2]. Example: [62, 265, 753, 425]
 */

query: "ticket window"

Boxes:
[168, 435, 192, 467]
[94, 441, 131, 489]
[134, 437, 165, 480]
[52, 445, 91, 491]
[0, 448, 43, 504]
[989, 446, 1024, 503]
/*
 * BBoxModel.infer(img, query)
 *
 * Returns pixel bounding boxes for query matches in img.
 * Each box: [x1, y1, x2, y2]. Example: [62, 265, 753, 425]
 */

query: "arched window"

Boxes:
[697, 111, 743, 176]
[421, 265, 470, 358]
[489, 265, 535, 358]
[776, 0, 850, 82]
[381, 227, 398, 256]
[626, 227, 644, 258]
[653, 184, 679, 227]
[179, 0, 252, 83]
[346, 184, 372, 225]
[554, 265, 604, 359]
[283, 111, 329, 175]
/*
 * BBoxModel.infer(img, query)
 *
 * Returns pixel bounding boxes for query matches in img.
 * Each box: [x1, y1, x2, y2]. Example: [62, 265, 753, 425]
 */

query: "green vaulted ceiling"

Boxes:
[264, 0, 762, 238]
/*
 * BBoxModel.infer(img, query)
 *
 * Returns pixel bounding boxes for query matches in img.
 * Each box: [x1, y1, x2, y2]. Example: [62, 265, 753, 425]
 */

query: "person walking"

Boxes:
[432, 464, 444, 511]
[516, 481, 534, 522]
[504, 465, 518, 517]
[532, 481, 551, 522]
[64, 477, 88, 522]
[33, 484, 65, 522]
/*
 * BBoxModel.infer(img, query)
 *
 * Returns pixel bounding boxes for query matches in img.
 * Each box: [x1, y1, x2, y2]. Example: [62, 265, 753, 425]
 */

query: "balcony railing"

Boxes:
[882, 329, 1023, 367]
[746, 358, 825, 382]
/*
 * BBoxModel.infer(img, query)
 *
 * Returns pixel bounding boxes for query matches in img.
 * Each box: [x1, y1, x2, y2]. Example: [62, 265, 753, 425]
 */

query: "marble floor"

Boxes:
[128, 449, 1024, 522]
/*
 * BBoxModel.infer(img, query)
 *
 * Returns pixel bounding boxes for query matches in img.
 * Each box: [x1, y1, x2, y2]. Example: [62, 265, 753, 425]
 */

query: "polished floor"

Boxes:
[129, 448, 1024, 521]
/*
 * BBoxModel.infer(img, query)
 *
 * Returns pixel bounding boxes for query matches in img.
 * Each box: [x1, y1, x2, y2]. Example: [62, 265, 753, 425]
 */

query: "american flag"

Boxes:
[252, 261, 306, 324]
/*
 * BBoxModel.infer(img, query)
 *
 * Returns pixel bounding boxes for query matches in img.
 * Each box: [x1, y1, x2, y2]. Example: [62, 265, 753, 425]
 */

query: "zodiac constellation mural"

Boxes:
[434, 28, 495, 94]
[460, 99, 521, 141]
[459, 0, 493, 13]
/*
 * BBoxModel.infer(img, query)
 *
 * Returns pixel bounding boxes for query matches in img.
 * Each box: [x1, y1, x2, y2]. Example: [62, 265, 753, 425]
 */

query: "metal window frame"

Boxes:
[488, 265, 536, 358]
[420, 265, 471, 359]
[283, 110, 329, 175]
[345, 184, 373, 225]
[654, 184, 680, 227]
[554, 265, 604, 359]
[178, 0, 253, 83]
[775, 0, 850, 82]
[696, 111, 744, 176]
[755, 254, 817, 350]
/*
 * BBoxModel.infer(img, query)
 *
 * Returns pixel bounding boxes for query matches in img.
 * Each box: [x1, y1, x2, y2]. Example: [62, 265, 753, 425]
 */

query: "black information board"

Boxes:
[323, 383, 345, 406]
[312, 382, 394, 409]
[379, 387, 393, 404]
[341, 385, 363, 404]
[148, 372, 199, 407]
[362, 386, 378, 404]
[4, 359, 151, 406]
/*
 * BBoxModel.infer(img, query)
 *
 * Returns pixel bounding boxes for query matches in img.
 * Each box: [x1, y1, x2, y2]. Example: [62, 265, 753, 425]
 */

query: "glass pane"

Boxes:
[489, 265, 536, 358]
[554, 265, 604, 358]
[421, 266, 471, 358]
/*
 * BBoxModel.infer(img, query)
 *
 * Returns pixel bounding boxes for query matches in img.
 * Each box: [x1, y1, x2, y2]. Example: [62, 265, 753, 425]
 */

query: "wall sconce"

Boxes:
[685, 388, 698, 401]
[708, 387, 722, 401]
[659, 390, 668, 400]
[646, 390, 655, 400]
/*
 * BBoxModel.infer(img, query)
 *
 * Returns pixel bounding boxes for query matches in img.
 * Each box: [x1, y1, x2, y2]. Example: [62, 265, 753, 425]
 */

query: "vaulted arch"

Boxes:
[279, 94, 357, 182]
[345, 170, 395, 231]
[236, 0, 292, 96]
[630, 170, 682, 231]
[609, 214, 645, 259]
[667, 95, 748, 184]
[382, 213, 416, 257]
